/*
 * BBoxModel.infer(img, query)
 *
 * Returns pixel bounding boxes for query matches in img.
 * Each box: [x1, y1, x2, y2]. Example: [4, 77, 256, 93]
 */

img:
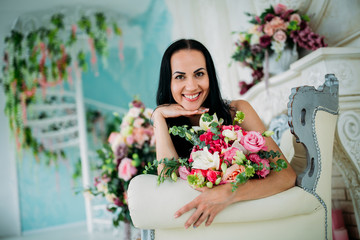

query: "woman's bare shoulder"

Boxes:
[229, 99, 252, 112]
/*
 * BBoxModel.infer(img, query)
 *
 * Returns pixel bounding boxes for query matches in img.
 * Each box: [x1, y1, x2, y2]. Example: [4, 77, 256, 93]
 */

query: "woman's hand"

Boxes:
[174, 184, 234, 228]
[152, 104, 209, 120]
[153, 104, 209, 175]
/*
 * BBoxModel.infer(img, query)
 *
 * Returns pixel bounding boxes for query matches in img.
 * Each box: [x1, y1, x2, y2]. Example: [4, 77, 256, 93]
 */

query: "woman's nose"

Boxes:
[185, 77, 198, 90]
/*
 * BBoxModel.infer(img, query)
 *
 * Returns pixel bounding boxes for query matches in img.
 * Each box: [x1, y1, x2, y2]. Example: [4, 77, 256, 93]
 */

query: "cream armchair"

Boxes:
[128, 74, 339, 240]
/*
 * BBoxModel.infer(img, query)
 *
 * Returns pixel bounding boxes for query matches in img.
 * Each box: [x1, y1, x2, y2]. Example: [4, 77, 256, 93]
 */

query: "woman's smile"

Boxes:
[183, 92, 201, 101]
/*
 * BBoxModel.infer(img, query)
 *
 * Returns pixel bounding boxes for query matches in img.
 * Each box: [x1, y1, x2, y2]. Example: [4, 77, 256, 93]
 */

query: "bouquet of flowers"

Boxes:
[144, 111, 287, 192]
[232, 3, 327, 95]
[87, 99, 156, 226]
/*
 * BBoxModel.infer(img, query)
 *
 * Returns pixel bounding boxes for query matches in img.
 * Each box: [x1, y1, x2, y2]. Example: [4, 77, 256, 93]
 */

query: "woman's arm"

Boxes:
[174, 100, 297, 228]
[152, 104, 208, 174]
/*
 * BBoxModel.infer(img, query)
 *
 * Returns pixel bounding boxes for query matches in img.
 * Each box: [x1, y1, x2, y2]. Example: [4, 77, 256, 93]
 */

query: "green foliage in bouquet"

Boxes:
[145, 111, 287, 192]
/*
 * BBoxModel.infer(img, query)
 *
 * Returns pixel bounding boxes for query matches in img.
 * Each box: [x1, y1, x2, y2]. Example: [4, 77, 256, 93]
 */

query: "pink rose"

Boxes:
[264, 23, 274, 36]
[222, 164, 245, 183]
[273, 30, 287, 43]
[133, 127, 149, 147]
[240, 131, 267, 152]
[179, 166, 190, 180]
[290, 13, 301, 24]
[248, 153, 270, 178]
[118, 158, 137, 181]
[274, 3, 287, 15]
[108, 132, 119, 144]
[265, 16, 288, 36]
[206, 170, 220, 184]
[223, 147, 239, 162]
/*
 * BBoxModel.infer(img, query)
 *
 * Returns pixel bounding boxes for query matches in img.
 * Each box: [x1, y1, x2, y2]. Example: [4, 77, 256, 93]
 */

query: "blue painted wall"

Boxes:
[83, 0, 172, 109]
[18, 0, 172, 231]
[18, 149, 85, 231]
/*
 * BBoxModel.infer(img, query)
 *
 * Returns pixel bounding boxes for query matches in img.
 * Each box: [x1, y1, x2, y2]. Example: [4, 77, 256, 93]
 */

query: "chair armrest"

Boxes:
[128, 174, 320, 229]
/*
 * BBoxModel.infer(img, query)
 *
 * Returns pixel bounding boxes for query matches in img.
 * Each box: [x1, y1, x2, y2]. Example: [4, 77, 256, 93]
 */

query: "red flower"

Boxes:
[206, 170, 220, 184]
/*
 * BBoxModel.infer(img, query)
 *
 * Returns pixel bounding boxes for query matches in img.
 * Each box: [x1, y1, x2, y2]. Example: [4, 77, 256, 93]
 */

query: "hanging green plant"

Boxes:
[0, 12, 123, 164]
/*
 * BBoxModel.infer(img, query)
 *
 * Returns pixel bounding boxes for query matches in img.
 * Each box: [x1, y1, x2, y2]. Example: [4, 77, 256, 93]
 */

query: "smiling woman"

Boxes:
[149, 39, 296, 230]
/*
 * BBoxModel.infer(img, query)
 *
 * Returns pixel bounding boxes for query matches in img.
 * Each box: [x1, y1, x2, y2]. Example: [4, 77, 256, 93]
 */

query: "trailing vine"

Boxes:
[0, 12, 122, 164]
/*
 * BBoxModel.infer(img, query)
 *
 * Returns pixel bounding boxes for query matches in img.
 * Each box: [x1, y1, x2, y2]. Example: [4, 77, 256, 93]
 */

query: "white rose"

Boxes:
[199, 113, 223, 131]
[222, 129, 237, 141]
[191, 147, 220, 170]
[271, 40, 285, 54]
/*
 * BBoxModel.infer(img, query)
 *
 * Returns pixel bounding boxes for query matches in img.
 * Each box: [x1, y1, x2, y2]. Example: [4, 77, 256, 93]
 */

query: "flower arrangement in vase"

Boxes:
[232, 3, 327, 95]
[87, 98, 156, 229]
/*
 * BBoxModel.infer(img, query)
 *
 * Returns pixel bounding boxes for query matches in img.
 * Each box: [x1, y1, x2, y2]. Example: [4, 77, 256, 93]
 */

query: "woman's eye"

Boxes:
[195, 72, 204, 77]
[175, 75, 185, 80]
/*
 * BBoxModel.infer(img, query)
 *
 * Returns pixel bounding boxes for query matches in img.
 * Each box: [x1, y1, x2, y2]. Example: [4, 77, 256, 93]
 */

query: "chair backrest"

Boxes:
[287, 74, 339, 239]
[287, 74, 339, 191]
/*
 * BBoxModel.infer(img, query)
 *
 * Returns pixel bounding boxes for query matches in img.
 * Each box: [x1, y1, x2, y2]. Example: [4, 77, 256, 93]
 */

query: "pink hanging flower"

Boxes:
[88, 37, 97, 65]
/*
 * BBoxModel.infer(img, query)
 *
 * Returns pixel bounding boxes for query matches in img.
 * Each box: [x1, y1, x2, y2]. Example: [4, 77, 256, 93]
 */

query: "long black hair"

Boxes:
[156, 39, 232, 157]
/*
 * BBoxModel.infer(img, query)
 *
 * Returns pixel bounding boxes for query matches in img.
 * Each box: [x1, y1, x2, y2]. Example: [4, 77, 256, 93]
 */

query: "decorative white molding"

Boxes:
[333, 135, 360, 235]
[337, 111, 360, 172]
[334, 30, 360, 47]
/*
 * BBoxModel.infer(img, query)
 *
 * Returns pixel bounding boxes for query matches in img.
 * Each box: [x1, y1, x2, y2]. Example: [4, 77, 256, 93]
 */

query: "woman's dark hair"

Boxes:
[156, 39, 232, 157]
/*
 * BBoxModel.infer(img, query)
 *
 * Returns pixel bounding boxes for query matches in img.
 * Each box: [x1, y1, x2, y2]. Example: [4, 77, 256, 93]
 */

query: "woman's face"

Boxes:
[170, 49, 210, 111]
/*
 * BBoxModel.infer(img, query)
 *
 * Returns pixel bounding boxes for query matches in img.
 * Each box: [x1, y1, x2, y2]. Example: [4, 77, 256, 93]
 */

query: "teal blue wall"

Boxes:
[18, 149, 85, 231]
[18, 0, 172, 232]
[83, 0, 172, 109]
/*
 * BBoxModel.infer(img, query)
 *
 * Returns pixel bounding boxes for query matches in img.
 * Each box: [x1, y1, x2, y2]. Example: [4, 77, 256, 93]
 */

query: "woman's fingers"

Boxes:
[205, 213, 216, 227]
[174, 199, 197, 219]
[197, 107, 209, 113]
[184, 209, 203, 229]
[193, 211, 209, 228]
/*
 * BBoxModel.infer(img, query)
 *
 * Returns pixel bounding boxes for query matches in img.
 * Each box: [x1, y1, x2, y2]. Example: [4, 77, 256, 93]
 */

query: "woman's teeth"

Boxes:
[184, 93, 200, 99]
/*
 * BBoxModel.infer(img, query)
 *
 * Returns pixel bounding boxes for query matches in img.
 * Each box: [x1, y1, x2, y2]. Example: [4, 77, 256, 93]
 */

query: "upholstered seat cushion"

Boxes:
[128, 174, 320, 230]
